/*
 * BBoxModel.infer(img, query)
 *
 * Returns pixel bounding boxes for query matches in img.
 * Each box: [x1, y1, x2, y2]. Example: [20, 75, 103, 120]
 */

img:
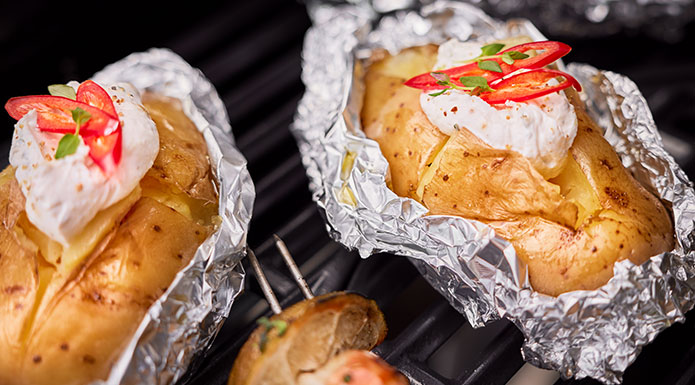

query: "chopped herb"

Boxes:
[428, 88, 450, 97]
[343, 373, 352, 382]
[478, 60, 502, 73]
[500, 52, 515, 65]
[256, 317, 289, 352]
[480, 43, 505, 56]
[506, 50, 529, 60]
[458, 76, 492, 91]
[55, 134, 80, 159]
[71, 107, 91, 133]
[48, 84, 76, 100]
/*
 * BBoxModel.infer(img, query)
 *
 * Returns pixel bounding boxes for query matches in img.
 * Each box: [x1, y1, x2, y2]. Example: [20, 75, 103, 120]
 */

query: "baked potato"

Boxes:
[228, 292, 407, 385]
[0, 93, 218, 385]
[362, 43, 674, 296]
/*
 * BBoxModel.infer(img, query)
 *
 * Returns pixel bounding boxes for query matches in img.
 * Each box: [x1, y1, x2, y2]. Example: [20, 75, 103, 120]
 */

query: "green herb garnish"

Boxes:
[47, 84, 76, 100]
[477, 60, 502, 73]
[480, 43, 505, 56]
[54, 107, 91, 159]
[428, 72, 495, 97]
[71, 107, 91, 131]
[55, 134, 80, 159]
[343, 373, 352, 383]
[458, 76, 493, 91]
[256, 317, 289, 352]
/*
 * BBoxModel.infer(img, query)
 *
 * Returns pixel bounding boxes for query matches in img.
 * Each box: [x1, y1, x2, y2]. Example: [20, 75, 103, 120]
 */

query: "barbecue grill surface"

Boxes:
[1, 1, 694, 384]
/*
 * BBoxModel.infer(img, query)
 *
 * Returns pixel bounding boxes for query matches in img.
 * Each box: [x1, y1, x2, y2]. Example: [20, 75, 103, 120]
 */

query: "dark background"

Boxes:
[2, 1, 695, 384]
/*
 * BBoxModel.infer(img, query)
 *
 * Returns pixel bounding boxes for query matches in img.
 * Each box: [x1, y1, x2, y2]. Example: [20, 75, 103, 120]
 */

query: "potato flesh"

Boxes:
[362, 45, 674, 296]
[0, 93, 218, 385]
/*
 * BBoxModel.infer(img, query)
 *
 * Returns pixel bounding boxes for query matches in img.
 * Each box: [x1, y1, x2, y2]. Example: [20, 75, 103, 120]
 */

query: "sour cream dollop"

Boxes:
[9, 82, 159, 245]
[420, 39, 578, 178]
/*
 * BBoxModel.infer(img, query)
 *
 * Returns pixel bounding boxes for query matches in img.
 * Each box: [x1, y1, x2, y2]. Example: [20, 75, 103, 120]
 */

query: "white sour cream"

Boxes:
[10, 82, 159, 245]
[420, 39, 578, 178]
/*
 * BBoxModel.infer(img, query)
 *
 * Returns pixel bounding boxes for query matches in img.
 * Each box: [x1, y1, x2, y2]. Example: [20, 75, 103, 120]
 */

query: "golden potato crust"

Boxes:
[362, 45, 674, 296]
[228, 292, 387, 385]
[0, 94, 218, 385]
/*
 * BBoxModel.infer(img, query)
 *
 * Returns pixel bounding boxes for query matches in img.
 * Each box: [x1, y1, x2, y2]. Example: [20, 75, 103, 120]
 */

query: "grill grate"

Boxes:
[1, 2, 695, 385]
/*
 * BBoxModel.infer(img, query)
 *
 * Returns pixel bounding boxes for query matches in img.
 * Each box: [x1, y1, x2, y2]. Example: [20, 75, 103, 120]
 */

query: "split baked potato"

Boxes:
[0, 93, 218, 385]
[362, 44, 674, 296]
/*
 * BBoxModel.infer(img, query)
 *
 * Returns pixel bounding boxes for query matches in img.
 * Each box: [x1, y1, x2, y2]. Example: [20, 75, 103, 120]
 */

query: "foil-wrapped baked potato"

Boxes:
[362, 44, 674, 296]
[0, 94, 218, 385]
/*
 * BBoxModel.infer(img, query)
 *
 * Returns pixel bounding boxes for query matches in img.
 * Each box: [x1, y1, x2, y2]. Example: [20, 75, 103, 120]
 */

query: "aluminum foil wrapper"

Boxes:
[292, 2, 695, 383]
[87, 48, 254, 385]
[364, 0, 695, 42]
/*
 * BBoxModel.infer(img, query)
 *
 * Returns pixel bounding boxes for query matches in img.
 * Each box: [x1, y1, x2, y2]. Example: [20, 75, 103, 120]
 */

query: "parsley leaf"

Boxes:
[478, 60, 503, 73]
[480, 43, 505, 56]
[344, 374, 352, 383]
[48, 84, 76, 100]
[55, 134, 81, 159]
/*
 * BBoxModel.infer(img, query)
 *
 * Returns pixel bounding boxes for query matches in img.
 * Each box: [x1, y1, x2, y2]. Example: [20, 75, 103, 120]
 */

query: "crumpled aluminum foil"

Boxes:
[87, 48, 254, 385]
[292, 2, 695, 383]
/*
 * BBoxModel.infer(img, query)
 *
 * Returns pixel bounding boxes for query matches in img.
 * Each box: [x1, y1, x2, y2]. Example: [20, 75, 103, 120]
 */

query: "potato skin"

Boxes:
[0, 95, 218, 385]
[362, 45, 674, 296]
[228, 292, 388, 385]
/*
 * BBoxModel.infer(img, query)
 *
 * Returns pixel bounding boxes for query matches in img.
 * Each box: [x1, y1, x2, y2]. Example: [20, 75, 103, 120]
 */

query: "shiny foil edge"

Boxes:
[84, 48, 255, 385]
[292, 2, 695, 383]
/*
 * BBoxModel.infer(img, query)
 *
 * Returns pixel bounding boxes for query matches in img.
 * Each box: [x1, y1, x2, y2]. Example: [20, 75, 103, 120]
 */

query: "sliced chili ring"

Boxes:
[480, 68, 582, 104]
[5, 95, 119, 136]
[77, 80, 118, 118]
[403, 41, 572, 91]
[83, 130, 122, 175]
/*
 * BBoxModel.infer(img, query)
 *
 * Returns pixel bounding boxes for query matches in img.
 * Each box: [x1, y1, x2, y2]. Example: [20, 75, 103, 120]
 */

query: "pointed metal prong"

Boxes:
[246, 245, 282, 314]
[273, 234, 314, 299]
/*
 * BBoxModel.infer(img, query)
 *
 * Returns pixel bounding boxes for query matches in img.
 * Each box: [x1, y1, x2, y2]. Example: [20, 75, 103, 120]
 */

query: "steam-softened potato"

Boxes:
[362, 45, 674, 296]
[0, 94, 218, 385]
[228, 292, 390, 385]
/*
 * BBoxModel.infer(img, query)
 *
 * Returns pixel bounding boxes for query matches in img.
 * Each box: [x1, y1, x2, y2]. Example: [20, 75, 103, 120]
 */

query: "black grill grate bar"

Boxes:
[222, 46, 304, 126]
[235, 93, 302, 163]
[375, 300, 461, 360]
[251, 153, 308, 219]
[164, 0, 294, 64]
[197, 13, 308, 92]
[458, 323, 525, 385]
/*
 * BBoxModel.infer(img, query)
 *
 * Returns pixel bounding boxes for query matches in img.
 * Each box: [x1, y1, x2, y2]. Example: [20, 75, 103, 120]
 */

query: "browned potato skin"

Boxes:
[362, 46, 674, 296]
[228, 292, 388, 385]
[363, 45, 448, 199]
[0, 95, 218, 385]
[297, 350, 409, 385]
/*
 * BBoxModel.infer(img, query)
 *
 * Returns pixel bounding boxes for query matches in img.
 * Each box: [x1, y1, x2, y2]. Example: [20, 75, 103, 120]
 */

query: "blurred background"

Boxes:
[1, 1, 694, 384]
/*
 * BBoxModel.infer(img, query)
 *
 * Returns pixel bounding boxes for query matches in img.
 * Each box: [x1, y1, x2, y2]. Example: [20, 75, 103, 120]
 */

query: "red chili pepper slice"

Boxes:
[5, 81, 123, 174]
[5, 95, 119, 136]
[404, 41, 571, 91]
[83, 130, 122, 175]
[480, 68, 582, 104]
[77, 80, 118, 118]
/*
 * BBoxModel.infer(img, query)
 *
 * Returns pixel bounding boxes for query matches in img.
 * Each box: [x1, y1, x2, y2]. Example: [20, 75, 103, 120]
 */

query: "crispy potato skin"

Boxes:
[0, 95, 218, 385]
[362, 46, 674, 296]
[228, 292, 388, 385]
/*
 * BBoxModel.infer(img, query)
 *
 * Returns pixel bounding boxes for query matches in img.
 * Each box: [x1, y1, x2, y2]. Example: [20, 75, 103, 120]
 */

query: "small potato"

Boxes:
[228, 292, 389, 385]
[361, 45, 674, 296]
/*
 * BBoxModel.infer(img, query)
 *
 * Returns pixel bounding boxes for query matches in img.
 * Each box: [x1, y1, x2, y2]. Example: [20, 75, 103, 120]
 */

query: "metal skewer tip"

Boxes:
[273, 234, 314, 299]
[246, 245, 282, 315]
